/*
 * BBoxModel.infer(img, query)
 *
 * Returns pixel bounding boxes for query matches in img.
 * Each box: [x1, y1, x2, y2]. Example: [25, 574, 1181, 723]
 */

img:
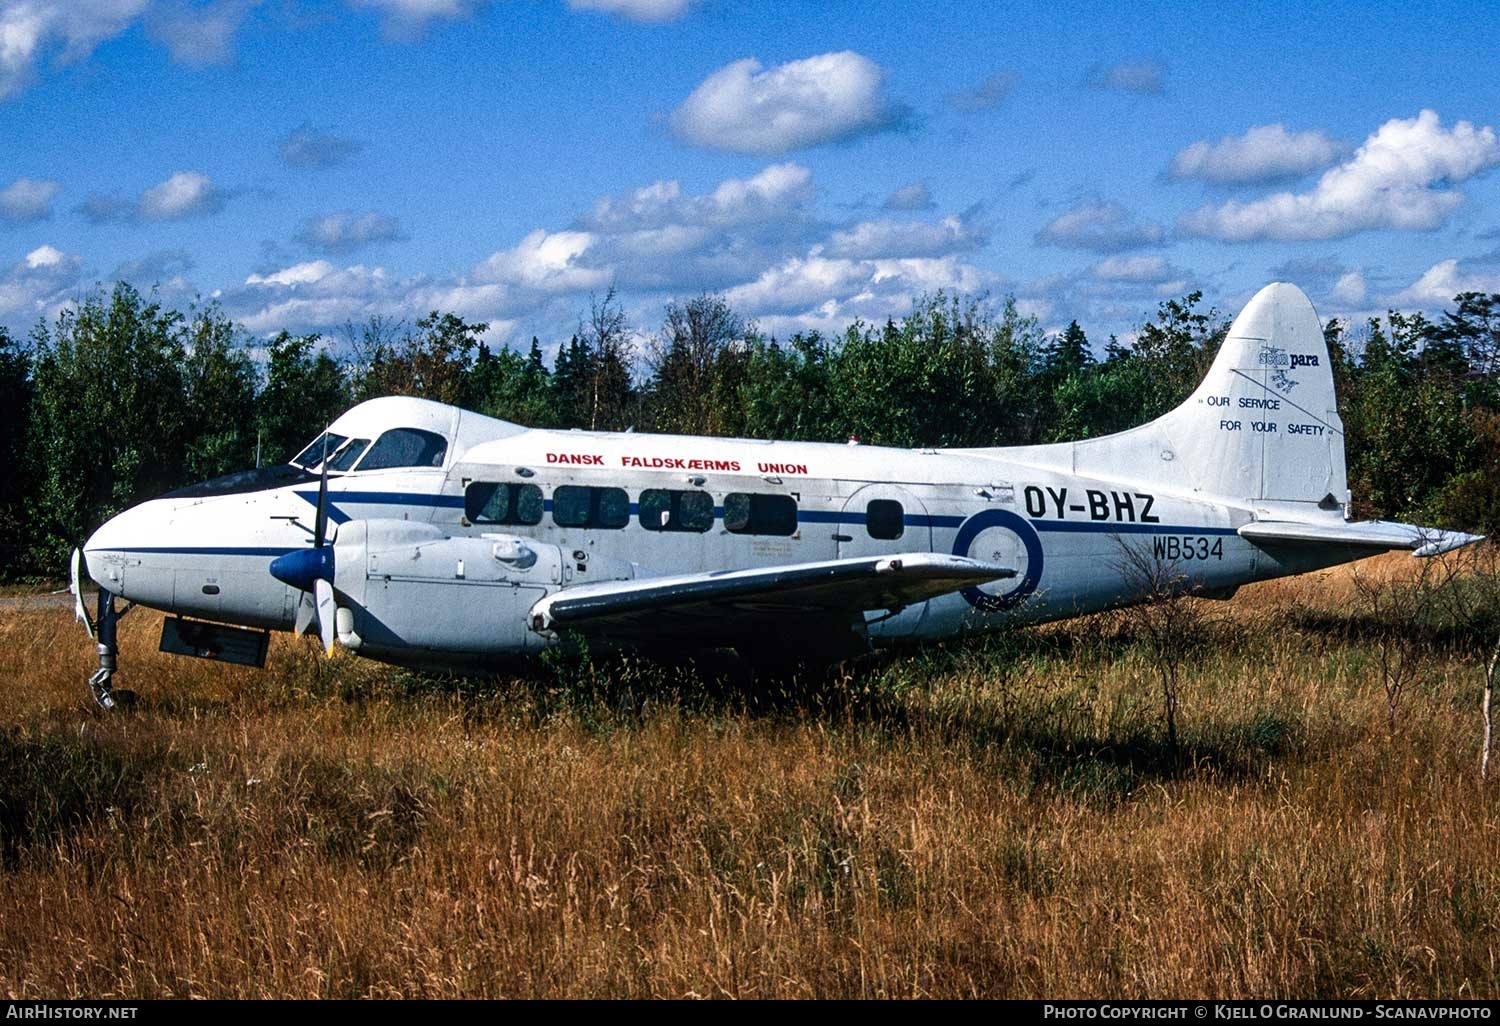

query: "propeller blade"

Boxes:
[315, 578, 337, 656]
[294, 591, 316, 635]
[313, 457, 329, 549]
[71, 547, 95, 639]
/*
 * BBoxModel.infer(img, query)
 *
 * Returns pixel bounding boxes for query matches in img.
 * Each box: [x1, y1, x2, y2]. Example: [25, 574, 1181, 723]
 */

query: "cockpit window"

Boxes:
[291, 431, 348, 469]
[326, 438, 370, 472]
[356, 428, 448, 471]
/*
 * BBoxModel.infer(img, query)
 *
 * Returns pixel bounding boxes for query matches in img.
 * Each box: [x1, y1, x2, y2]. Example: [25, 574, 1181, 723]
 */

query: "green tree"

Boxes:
[0, 327, 33, 576]
[28, 284, 189, 567]
[351, 311, 487, 405]
[1043, 320, 1094, 379]
[1435, 292, 1500, 379]
[738, 332, 839, 442]
[468, 338, 554, 426]
[257, 332, 349, 464]
[647, 293, 753, 436]
[1129, 291, 1228, 420]
[578, 287, 634, 431]
[181, 303, 258, 480]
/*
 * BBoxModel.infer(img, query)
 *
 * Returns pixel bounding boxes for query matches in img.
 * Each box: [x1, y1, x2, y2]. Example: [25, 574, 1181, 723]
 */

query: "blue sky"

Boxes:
[3, 0, 1499, 351]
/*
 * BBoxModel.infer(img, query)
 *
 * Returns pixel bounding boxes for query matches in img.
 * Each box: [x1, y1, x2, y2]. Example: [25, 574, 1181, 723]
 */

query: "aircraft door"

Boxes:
[838, 484, 931, 638]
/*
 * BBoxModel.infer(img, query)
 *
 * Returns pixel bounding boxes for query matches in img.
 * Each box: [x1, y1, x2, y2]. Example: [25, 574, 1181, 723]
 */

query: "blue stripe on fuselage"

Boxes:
[288, 488, 1238, 538]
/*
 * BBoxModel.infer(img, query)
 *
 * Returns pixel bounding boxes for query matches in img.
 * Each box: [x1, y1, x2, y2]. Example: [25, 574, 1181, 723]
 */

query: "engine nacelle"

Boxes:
[330, 520, 632, 662]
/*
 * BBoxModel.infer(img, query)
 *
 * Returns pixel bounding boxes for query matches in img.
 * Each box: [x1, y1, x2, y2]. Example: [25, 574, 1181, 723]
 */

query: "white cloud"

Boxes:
[670, 51, 906, 156]
[573, 163, 821, 290]
[1090, 254, 1174, 283]
[725, 252, 990, 334]
[297, 211, 405, 252]
[824, 214, 986, 260]
[194, 160, 1002, 345]
[279, 124, 363, 169]
[1036, 200, 1165, 252]
[146, 0, 256, 66]
[347, 0, 476, 36]
[1391, 259, 1500, 307]
[585, 163, 814, 233]
[883, 181, 933, 211]
[0, 243, 83, 321]
[138, 170, 224, 219]
[1180, 111, 1500, 242]
[24, 243, 65, 269]
[230, 255, 522, 338]
[565, 0, 693, 21]
[0, 0, 147, 100]
[246, 259, 339, 287]
[475, 229, 609, 293]
[1331, 270, 1367, 306]
[1086, 60, 1164, 95]
[1169, 124, 1344, 184]
[0, 177, 60, 221]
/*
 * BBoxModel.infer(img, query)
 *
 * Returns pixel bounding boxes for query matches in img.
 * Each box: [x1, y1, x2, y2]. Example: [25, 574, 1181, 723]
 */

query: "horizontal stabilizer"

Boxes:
[530, 552, 1015, 644]
[1238, 520, 1483, 557]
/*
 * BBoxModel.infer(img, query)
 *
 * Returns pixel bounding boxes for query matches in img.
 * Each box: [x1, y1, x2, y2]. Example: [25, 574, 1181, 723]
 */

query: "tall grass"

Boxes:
[1, 554, 1497, 998]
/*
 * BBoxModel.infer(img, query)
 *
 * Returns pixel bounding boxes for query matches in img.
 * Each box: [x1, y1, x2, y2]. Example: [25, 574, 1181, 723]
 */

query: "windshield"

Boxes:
[290, 431, 348, 469]
[356, 428, 448, 470]
[326, 438, 370, 472]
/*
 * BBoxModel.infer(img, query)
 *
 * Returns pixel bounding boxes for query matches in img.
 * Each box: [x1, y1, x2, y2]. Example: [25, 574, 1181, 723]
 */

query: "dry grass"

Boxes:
[2, 553, 1499, 998]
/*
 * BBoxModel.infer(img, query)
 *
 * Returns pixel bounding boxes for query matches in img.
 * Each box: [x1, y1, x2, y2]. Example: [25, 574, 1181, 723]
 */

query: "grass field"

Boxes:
[2, 554, 1498, 999]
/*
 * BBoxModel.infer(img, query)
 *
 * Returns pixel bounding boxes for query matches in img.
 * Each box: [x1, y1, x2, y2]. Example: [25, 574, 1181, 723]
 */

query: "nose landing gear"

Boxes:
[88, 591, 133, 709]
[72, 548, 133, 710]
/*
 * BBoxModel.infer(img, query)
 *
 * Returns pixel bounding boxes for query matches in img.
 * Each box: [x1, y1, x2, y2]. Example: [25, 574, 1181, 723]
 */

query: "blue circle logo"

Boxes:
[951, 509, 1044, 611]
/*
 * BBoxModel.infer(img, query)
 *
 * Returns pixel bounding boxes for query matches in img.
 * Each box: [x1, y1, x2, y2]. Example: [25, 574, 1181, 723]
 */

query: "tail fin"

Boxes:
[1020, 282, 1349, 516]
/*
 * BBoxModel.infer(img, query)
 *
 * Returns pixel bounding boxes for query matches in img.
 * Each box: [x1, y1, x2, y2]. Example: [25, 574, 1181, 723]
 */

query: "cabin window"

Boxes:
[639, 489, 713, 533]
[357, 428, 448, 470]
[552, 485, 630, 529]
[291, 431, 348, 469]
[326, 438, 370, 472]
[465, 482, 543, 526]
[723, 493, 797, 536]
[866, 499, 904, 540]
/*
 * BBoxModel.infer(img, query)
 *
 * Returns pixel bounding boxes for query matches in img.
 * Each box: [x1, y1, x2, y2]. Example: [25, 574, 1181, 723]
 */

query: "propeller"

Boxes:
[269, 437, 339, 655]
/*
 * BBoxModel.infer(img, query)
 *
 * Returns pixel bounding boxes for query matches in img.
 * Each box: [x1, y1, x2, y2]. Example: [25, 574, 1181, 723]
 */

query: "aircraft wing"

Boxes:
[1238, 520, 1482, 557]
[529, 553, 1015, 646]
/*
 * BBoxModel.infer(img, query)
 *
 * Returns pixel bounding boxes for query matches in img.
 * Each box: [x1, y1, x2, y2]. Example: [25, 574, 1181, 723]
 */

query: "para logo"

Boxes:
[1257, 345, 1301, 393]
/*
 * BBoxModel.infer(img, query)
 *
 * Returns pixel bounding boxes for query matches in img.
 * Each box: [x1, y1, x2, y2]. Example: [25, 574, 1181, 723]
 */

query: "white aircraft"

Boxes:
[73, 283, 1480, 707]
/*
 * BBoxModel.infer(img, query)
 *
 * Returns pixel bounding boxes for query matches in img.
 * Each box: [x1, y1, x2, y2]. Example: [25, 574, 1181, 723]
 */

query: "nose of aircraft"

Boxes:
[81, 501, 159, 594]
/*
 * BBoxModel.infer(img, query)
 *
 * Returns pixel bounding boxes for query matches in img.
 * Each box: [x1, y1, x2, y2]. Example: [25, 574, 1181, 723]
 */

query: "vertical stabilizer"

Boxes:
[1010, 283, 1349, 517]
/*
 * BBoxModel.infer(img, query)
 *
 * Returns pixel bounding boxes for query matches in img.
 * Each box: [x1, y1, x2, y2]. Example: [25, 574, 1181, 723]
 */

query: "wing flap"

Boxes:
[530, 552, 1015, 643]
[1239, 519, 1483, 557]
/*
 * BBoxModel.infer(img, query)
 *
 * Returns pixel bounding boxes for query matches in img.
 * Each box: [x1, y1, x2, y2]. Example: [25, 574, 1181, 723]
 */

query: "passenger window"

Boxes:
[465, 482, 543, 526]
[866, 499, 904, 540]
[552, 485, 629, 529]
[723, 493, 798, 536]
[358, 428, 448, 470]
[639, 489, 713, 533]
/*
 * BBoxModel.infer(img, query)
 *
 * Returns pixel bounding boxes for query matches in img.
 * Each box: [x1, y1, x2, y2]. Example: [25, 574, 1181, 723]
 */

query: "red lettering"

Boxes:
[546, 452, 603, 466]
